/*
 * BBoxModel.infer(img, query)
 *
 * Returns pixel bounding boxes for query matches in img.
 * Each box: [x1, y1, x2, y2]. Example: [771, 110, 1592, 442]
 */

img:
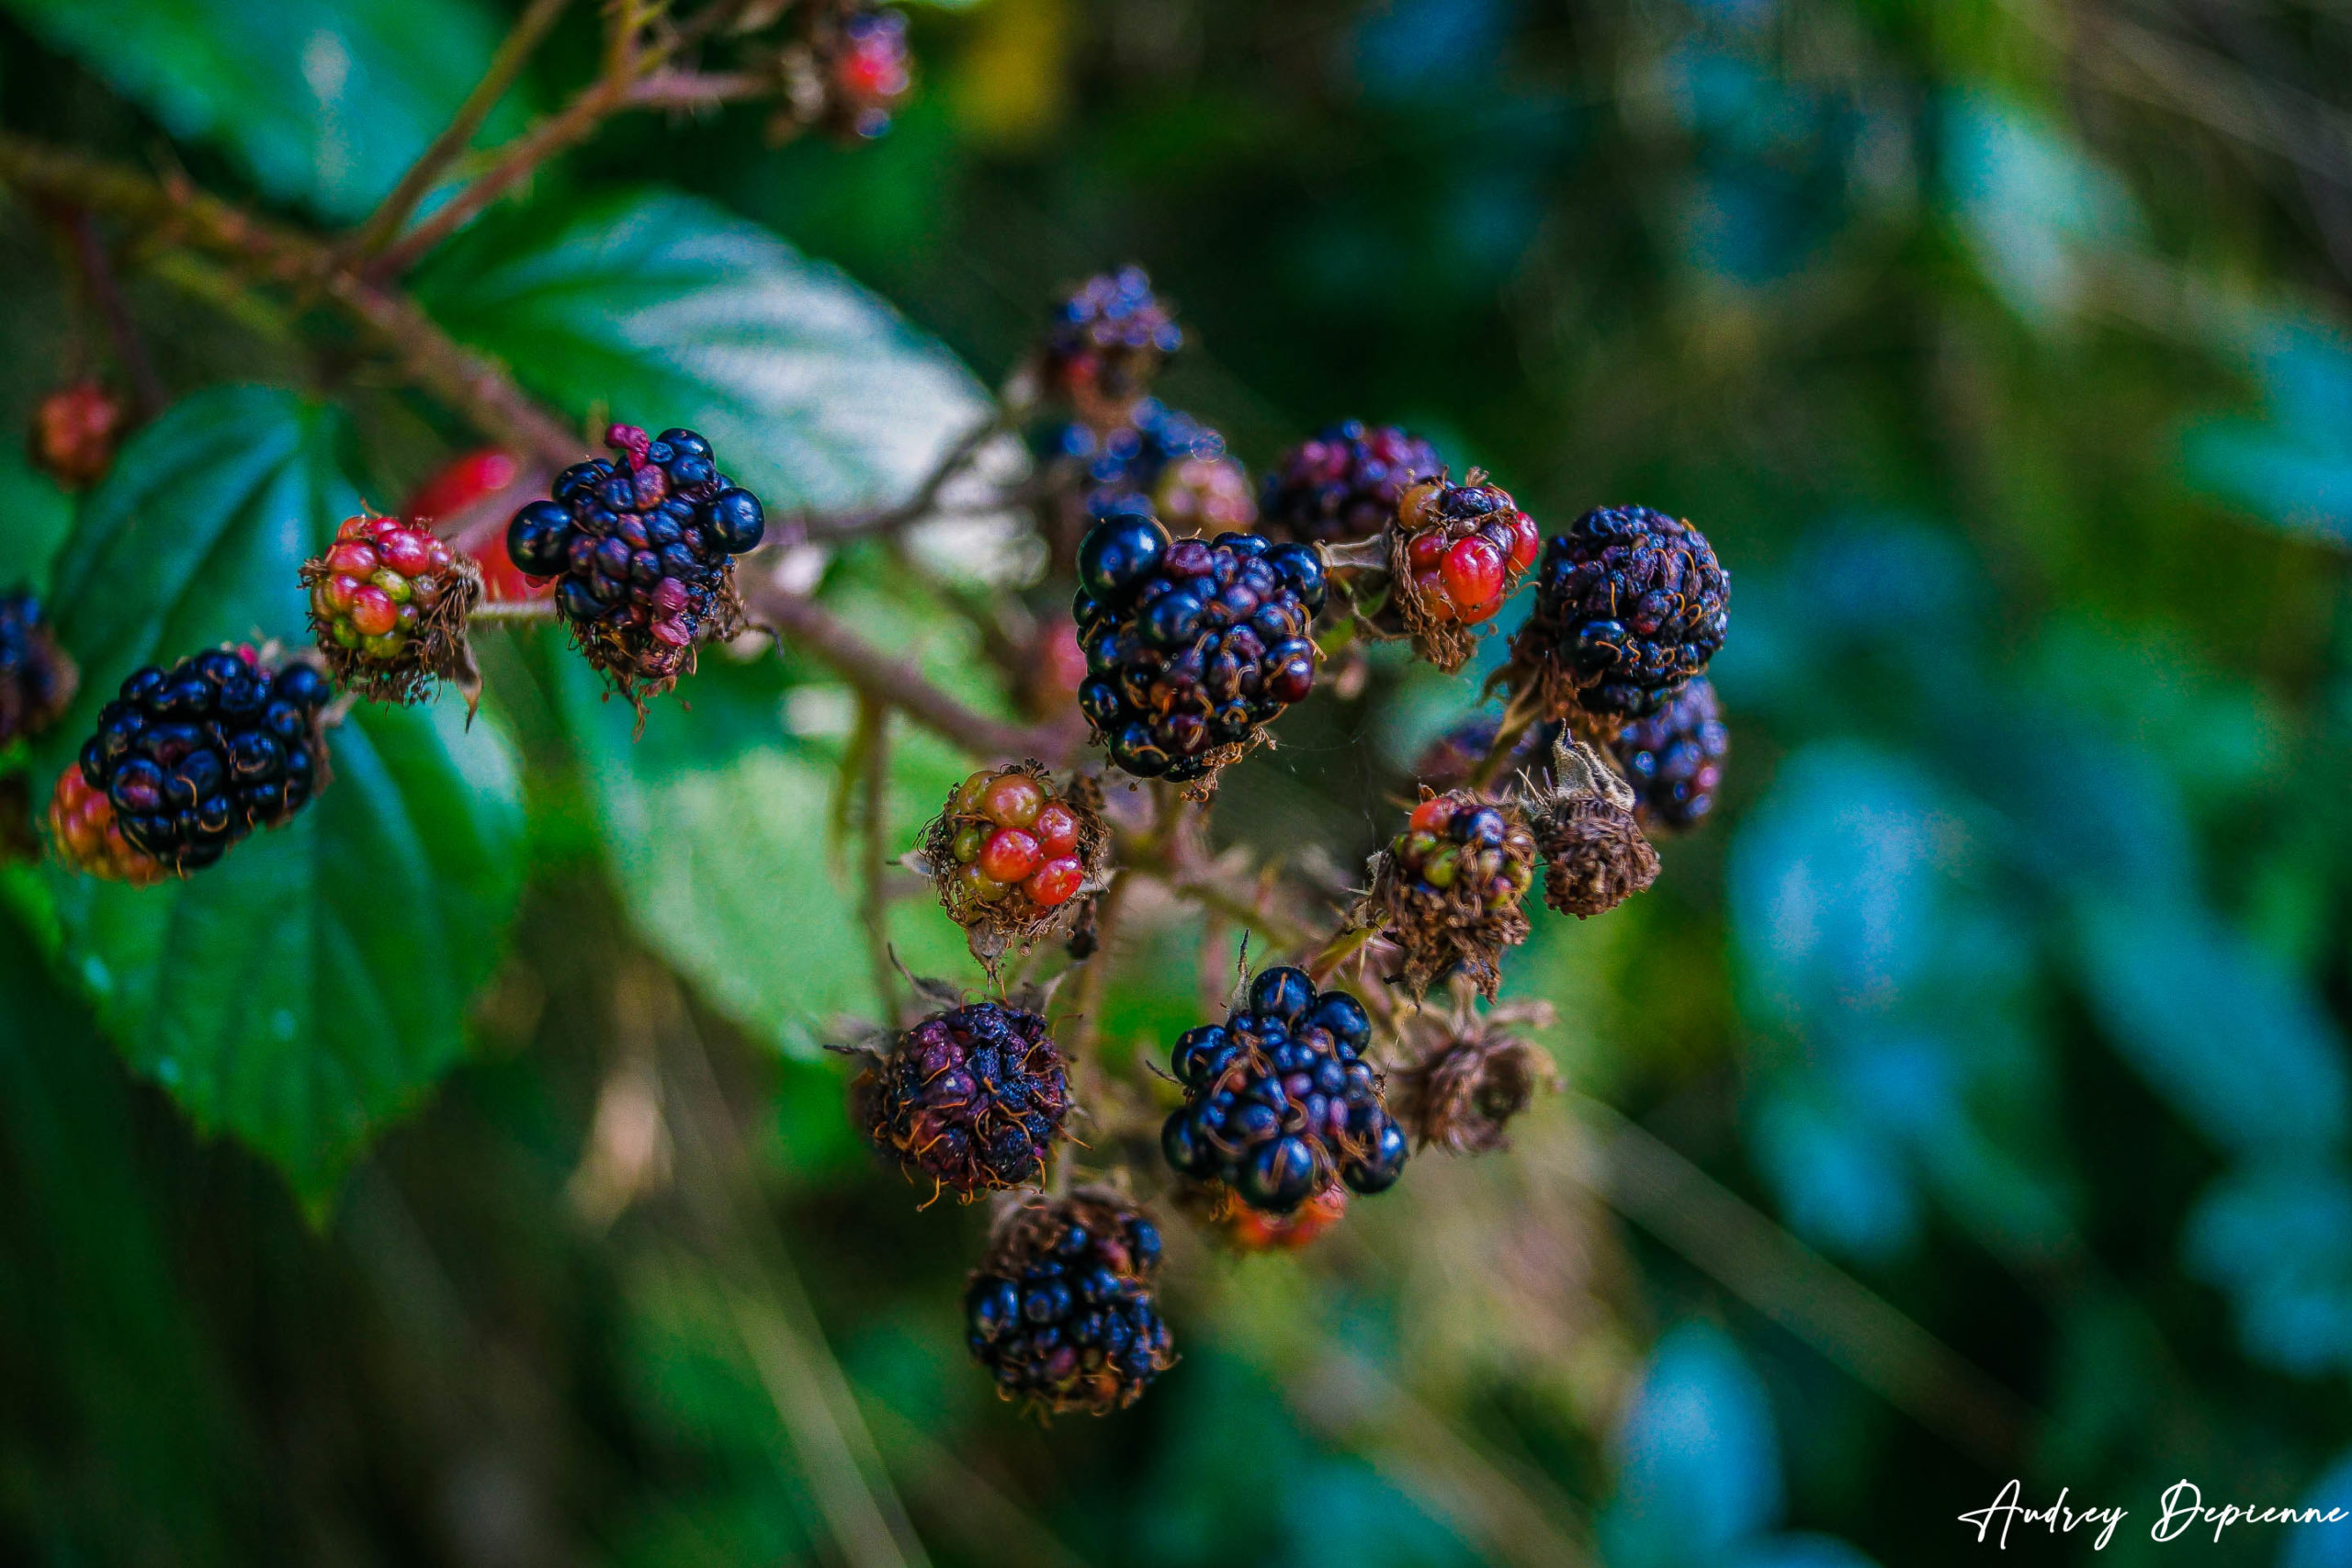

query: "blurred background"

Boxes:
[5, 0, 2352, 1563]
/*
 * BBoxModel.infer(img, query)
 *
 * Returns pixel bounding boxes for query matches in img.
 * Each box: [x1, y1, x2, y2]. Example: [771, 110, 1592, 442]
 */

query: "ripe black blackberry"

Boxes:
[1073, 505, 1324, 785]
[1037, 267, 1181, 418]
[854, 1000, 1071, 1201]
[1611, 676, 1728, 832]
[505, 424, 764, 704]
[0, 591, 77, 746]
[964, 1190, 1176, 1416]
[1259, 421, 1440, 546]
[1504, 505, 1728, 724]
[1160, 966, 1408, 1213]
[73, 649, 332, 875]
[1355, 789, 1537, 998]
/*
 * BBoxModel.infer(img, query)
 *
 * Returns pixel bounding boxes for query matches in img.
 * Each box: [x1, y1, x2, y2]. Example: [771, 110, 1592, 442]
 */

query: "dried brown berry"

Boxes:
[1524, 737, 1659, 919]
[1391, 998, 1560, 1154]
[1353, 789, 1537, 999]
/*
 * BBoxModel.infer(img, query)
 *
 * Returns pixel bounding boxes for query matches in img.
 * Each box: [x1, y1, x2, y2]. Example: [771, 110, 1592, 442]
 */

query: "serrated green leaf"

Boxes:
[413, 187, 999, 510]
[28, 386, 526, 1213]
[0, 0, 514, 220]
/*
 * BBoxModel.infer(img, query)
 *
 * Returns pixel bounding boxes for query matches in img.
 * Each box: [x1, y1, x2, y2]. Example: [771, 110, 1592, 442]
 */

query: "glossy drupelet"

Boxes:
[964, 1191, 1176, 1416]
[1073, 507, 1324, 784]
[1610, 676, 1729, 831]
[857, 1001, 1070, 1200]
[505, 424, 765, 701]
[1506, 504, 1729, 722]
[1160, 965, 1408, 1213]
[1260, 421, 1440, 547]
[72, 649, 332, 875]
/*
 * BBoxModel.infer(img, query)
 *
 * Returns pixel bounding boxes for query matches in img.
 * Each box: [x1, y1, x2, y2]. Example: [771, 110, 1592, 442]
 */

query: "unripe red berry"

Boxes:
[979, 774, 1044, 829]
[1441, 537, 1505, 615]
[978, 828, 1042, 883]
[1025, 857, 1084, 907]
[1032, 803, 1080, 858]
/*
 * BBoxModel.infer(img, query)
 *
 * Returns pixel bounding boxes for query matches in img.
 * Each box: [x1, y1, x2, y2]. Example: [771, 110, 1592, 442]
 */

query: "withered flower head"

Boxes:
[1523, 736, 1659, 919]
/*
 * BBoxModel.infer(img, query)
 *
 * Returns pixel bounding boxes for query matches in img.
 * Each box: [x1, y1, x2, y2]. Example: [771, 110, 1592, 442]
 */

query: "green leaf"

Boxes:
[553, 649, 969, 1055]
[29, 386, 527, 1213]
[0, 0, 514, 220]
[413, 187, 1000, 510]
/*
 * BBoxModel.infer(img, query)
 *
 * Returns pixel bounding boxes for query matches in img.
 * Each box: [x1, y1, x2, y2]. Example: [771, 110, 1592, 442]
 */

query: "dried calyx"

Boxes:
[1522, 734, 1658, 919]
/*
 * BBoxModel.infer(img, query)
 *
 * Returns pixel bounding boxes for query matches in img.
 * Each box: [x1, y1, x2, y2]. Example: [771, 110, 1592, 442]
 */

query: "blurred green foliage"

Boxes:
[4, 0, 2352, 1563]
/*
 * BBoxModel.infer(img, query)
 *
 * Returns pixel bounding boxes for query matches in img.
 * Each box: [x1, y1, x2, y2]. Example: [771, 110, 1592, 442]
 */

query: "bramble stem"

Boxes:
[798, 406, 1021, 541]
[345, 0, 578, 260]
[64, 210, 165, 416]
[469, 597, 560, 623]
[854, 697, 898, 1023]
[1464, 685, 1545, 793]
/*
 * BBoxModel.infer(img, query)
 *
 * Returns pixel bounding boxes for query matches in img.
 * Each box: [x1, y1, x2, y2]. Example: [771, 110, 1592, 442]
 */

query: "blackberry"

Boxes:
[813, 3, 913, 140]
[1159, 965, 1408, 1213]
[1611, 677, 1728, 832]
[1409, 713, 1560, 794]
[1073, 506, 1324, 785]
[855, 999, 1070, 1201]
[1392, 1000, 1560, 1155]
[302, 515, 481, 707]
[921, 763, 1106, 968]
[29, 381, 126, 491]
[1037, 267, 1181, 421]
[0, 591, 77, 746]
[45, 764, 164, 886]
[1355, 789, 1536, 999]
[1388, 471, 1542, 672]
[71, 649, 332, 876]
[506, 423, 764, 705]
[1260, 421, 1440, 547]
[964, 1191, 1176, 1416]
[1504, 505, 1729, 724]
[1037, 401, 1251, 569]
[1525, 737, 1657, 919]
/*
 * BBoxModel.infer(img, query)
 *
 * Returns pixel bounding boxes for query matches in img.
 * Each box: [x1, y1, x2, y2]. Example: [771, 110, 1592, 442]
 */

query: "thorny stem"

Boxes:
[64, 210, 165, 416]
[1068, 868, 1133, 1075]
[344, 0, 579, 260]
[1464, 685, 1544, 793]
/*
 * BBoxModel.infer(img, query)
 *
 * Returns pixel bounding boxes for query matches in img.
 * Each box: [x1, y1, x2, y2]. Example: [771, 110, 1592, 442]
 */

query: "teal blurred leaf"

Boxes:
[0, 0, 512, 220]
[413, 188, 1004, 511]
[2185, 1163, 2352, 1378]
[2070, 895, 2348, 1158]
[2281, 1450, 2352, 1568]
[1603, 1323, 1782, 1568]
[2182, 317, 2352, 547]
[28, 387, 526, 1212]
[1943, 89, 2142, 324]
[1730, 744, 2068, 1258]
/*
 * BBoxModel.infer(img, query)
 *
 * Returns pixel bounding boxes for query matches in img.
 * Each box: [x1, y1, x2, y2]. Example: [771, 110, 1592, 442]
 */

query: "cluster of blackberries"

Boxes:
[1612, 676, 1728, 831]
[507, 424, 764, 697]
[72, 649, 331, 875]
[857, 1000, 1069, 1199]
[1161, 966, 1407, 1213]
[1509, 505, 1729, 721]
[965, 1193, 1176, 1416]
[1362, 790, 1537, 998]
[1260, 421, 1440, 546]
[0, 591, 75, 746]
[1038, 268, 1182, 412]
[1074, 509, 1324, 783]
